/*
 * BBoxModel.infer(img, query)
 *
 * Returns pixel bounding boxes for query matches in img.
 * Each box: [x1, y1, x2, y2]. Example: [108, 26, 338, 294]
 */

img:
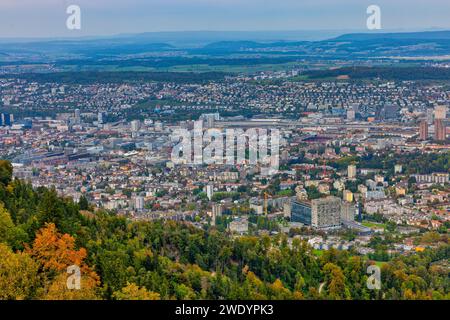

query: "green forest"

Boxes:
[330, 152, 449, 175]
[304, 67, 450, 81]
[0, 160, 448, 300]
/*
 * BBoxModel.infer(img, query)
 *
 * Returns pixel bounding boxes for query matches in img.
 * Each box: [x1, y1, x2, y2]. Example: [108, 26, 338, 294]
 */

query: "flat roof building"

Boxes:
[291, 200, 312, 225]
[311, 196, 342, 229]
[291, 196, 342, 229]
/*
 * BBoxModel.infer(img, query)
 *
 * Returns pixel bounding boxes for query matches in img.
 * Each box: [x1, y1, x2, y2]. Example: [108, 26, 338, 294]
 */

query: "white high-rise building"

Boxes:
[348, 165, 357, 179]
[311, 196, 342, 229]
[205, 185, 214, 201]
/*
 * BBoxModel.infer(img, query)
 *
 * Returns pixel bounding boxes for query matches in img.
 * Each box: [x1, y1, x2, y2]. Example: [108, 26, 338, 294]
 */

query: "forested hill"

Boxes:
[0, 160, 448, 300]
[331, 30, 450, 41]
[303, 67, 450, 81]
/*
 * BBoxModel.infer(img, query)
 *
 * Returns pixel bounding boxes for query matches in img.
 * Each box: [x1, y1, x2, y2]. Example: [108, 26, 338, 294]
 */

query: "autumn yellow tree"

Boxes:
[268, 279, 293, 300]
[242, 267, 267, 300]
[44, 272, 101, 300]
[0, 243, 40, 300]
[27, 223, 101, 300]
[0, 203, 28, 250]
[321, 262, 351, 300]
[0, 204, 15, 244]
[113, 283, 160, 300]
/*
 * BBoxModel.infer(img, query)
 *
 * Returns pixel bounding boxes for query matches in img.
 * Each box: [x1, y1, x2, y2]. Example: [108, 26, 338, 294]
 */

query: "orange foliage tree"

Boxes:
[27, 223, 101, 299]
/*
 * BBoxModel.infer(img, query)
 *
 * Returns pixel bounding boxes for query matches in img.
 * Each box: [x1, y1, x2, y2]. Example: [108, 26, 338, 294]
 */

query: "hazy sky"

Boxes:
[0, 0, 449, 38]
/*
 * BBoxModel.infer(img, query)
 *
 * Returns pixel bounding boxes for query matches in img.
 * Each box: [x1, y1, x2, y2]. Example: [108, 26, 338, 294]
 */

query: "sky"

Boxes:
[0, 0, 449, 38]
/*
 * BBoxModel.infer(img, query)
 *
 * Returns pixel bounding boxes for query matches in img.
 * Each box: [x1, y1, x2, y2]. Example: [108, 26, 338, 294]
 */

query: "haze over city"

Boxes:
[0, 0, 450, 38]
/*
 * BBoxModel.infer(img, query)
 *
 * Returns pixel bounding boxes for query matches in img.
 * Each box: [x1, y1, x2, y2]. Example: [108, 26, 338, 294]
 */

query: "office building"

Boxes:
[291, 200, 312, 225]
[419, 119, 428, 140]
[311, 196, 342, 229]
[292, 196, 342, 229]
[434, 119, 446, 141]
[340, 201, 356, 222]
[74, 109, 81, 124]
[0, 113, 13, 126]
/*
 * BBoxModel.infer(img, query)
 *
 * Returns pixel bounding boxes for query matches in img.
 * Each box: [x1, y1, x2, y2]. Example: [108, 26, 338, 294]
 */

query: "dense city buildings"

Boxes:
[1, 76, 448, 237]
[0, 27, 449, 302]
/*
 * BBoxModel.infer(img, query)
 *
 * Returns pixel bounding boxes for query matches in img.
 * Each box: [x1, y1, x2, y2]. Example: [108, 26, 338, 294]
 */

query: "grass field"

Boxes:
[165, 62, 299, 73]
[58, 62, 301, 74]
[362, 221, 387, 230]
[313, 249, 324, 257]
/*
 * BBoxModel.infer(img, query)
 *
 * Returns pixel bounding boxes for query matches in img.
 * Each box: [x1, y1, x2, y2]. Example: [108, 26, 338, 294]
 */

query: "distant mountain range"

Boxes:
[0, 30, 348, 46]
[332, 30, 450, 41]
[193, 31, 450, 58]
[1, 30, 449, 67]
